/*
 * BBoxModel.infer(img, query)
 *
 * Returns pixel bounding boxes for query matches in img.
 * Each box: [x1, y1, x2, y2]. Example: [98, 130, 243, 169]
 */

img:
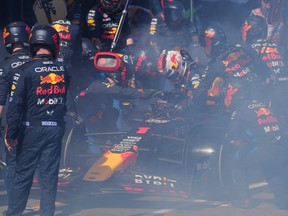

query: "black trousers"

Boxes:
[4, 146, 16, 201]
[6, 125, 65, 216]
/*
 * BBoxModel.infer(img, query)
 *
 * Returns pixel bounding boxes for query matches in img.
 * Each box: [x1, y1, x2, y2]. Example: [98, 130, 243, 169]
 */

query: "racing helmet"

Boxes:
[163, 1, 186, 29]
[242, 15, 267, 44]
[101, 0, 123, 13]
[199, 24, 227, 58]
[158, 50, 185, 84]
[29, 24, 60, 59]
[3, 21, 31, 53]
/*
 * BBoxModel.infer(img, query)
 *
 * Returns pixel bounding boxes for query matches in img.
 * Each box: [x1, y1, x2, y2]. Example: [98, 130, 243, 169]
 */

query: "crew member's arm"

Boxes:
[0, 64, 10, 118]
[5, 68, 26, 150]
[86, 5, 103, 50]
[149, 13, 166, 55]
[77, 79, 160, 100]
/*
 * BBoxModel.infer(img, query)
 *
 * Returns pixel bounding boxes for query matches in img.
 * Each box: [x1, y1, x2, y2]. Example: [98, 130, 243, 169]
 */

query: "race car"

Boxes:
[62, 88, 235, 200]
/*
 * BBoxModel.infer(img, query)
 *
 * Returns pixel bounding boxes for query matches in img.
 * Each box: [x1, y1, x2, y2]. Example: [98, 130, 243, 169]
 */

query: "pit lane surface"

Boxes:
[1, 179, 287, 216]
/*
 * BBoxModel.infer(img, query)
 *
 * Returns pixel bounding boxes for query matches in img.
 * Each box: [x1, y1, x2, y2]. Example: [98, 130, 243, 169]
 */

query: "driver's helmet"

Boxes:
[29, 24, 60, 59]
[199, 23, 227, 58]
[158, 49, 185, 83]
[163, 1, 186, 29]
[101, 0, 123, 13]
[242, 15, 267, 44]
[3, 21, 31, 53]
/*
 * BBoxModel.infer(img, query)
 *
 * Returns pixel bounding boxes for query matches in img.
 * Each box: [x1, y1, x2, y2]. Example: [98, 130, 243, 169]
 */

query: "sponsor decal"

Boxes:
[11, 61, 24, 68]
[251, 42, 277, 49]
[104, 27, 117, 35]
[102, 23, 118, 29]
[110, 136, 141, 153]
[248, 102, 265, 109]
[258, 116, 278, 125]
[135, 53, 147, 72]
[196, 159, 211, 171]
[145, 119, 170, 124]
[19, 56, 30, 60]
[35, 66, 65, 73]
[40, 73, 65, 84]
[256, 47, 279, 54]
[58, 33, 71, 40]
[37, 97, 64, 105]
[233, 66, 251, 77]
[53, 20, 71, 25]
[36, 85, 65, 95]
[87, 19, 96, 27]
[263, 125, 280, 133]
[52, 24, 69, 33]
[262, 53, 282, 61]
[168, 53, 179, 70]
[134, 174, 177, 188]
[255, 107, 271, 117]
[10, 73, 21, 101]
[267, 61, 284, 68]
[42, 121, 57, 126]
[136, 127, 150, 134]
[102, 34, 115, 40]
[52, 33, 59, 53]
[43, 61, 54, 64]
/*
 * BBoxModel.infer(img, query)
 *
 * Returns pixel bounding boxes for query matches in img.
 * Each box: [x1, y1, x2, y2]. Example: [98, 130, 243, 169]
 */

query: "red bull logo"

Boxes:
[40, 73, 65, 85]
[261, 47, 278, 54]
[52, 24, 69, 33]
[169, 53, 179, 70]
[255, 107, 271, 117]
[120, 145, 139, 170]
[222, 50, 244, 67]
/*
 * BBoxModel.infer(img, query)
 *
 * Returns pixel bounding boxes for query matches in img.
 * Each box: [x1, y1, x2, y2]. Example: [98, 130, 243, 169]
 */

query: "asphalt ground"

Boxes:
[1, 177, 288, 216]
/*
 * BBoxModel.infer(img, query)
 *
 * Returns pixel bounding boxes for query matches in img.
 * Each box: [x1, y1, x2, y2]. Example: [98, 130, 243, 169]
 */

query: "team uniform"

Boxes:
[5, 25, 70, 216]
[0, 48, 31, 199]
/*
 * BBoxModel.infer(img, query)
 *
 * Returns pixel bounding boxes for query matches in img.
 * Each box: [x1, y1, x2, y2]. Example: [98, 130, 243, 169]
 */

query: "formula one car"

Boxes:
[62, 86, 235, 200]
